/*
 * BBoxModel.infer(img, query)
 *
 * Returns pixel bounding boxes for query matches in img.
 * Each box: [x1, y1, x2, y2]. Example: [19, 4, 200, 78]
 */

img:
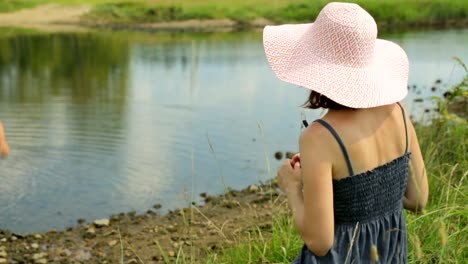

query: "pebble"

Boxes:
[274, 151, 283, 160]
[108, 240, 118, 247]
[35, 259, 47, 264]
[127, 211, 137, 217]
[87, 226, 96, 234]
[31, 243, 39, 249]
[34, 234, 43, 239]
[84, 227, 96, 239]
[168, 250, 175, 257]
[0, 239, 5, 242]
[152, 256, 163, 261]
[11, 236, 17, 241]
[0, 258, 6, 263]
[0, 251, 5, 258]
[166, 225, 177, 233]
[147, 210, 156, 215]
[93, 219, 110, 227]
[32, 252, 47, 260]
[249, 184, 259, 193]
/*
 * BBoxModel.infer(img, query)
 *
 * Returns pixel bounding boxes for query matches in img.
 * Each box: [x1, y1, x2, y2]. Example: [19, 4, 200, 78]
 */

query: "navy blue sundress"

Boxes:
[294, 103, 410, 263]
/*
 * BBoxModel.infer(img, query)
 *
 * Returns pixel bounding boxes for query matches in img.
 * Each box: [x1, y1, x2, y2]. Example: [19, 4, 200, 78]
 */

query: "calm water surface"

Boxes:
[0, 28, 466, 233]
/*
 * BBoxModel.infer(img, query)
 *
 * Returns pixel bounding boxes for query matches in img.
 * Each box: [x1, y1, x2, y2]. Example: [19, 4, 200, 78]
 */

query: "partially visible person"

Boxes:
[0, 120, 9, 157]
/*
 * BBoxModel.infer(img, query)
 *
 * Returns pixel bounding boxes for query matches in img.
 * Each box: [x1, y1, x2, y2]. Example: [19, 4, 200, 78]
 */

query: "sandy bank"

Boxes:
[0, 183, 284, 263]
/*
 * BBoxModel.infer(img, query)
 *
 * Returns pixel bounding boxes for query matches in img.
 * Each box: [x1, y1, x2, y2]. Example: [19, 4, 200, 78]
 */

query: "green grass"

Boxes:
[0, 0, 36, 12]
[86, 0, 468, 25]
[1, 0, 467, 28]
[205, 66, 468, 263]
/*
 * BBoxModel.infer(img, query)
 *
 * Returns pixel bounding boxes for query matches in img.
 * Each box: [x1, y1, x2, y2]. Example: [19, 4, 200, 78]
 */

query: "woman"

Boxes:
[264, 2, 428, 263]
[0, 120, 9, 157]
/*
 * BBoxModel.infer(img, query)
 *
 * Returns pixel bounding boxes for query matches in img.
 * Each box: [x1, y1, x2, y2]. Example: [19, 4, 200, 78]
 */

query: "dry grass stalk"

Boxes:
[370, 244, 379, 262]
[438, 219, 448, 246]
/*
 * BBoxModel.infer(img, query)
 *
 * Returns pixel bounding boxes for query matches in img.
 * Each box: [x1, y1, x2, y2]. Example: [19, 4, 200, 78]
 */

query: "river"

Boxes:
[0, 28, 466, 233]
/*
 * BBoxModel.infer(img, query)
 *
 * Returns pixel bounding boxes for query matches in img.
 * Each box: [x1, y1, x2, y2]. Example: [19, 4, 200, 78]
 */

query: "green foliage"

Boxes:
[433, 57, 468, 121]
[1, 0, 467, 27]
[0, 0, 36, 13]
[262, 0, 468, 24]
[206, 214, 304, 264]
[88, 2, 186, 23]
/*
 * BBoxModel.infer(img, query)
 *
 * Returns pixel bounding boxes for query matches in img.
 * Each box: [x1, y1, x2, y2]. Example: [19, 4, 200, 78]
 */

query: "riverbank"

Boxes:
[0, 1, 467, 32]
[0, 182, 284, 263]
[0, 75, 466, 263]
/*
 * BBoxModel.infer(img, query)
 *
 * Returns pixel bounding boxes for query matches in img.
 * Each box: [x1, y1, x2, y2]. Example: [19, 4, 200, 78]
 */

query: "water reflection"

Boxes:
[0, 29, 466, 233]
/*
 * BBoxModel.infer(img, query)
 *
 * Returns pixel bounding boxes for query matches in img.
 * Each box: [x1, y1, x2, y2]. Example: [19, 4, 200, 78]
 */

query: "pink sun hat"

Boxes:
[263, 2, 410, 108]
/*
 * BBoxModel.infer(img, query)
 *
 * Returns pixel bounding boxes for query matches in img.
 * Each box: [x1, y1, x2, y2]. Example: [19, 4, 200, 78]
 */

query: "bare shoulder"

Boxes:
[299, 121, 336, 159]
[301, 121, 328, 141]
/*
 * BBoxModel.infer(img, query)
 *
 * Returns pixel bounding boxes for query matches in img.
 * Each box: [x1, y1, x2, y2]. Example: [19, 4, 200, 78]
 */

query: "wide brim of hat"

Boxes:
[263, 23, 409, 108]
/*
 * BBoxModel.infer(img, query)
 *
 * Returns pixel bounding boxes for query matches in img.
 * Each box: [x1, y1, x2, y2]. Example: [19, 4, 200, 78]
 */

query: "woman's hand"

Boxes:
[0, 121, 9, 157]
[290, 153, 301, 167]
[277, 159, 302, 192]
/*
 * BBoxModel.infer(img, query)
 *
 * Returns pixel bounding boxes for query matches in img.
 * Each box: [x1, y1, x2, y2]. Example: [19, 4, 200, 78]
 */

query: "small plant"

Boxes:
[432, 57, 468, 121]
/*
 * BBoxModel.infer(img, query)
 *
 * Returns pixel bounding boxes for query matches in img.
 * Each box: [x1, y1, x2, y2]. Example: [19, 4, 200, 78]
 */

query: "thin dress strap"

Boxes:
[396, 102, 409, 153]
[314, 119, 355, 176]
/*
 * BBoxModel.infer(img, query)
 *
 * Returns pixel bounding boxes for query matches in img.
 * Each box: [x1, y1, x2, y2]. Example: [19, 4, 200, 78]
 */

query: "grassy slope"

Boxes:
[206, 67, 468, 263]
[1, 0, 467, 26]
[87, 0, 468, 25]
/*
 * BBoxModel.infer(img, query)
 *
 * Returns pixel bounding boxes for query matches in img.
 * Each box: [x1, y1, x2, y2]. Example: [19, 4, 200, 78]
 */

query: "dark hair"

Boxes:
[303, 90, 353, 110]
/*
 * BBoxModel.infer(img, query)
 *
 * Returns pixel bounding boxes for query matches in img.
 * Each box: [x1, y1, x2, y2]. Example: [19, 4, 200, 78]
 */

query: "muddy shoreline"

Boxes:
[0, 182, 285, 263]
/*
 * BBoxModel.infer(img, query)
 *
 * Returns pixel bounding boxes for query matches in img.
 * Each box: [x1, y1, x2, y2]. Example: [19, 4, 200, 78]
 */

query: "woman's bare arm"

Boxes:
[297, 123, 335, 256]
[404, 120, 428, 213]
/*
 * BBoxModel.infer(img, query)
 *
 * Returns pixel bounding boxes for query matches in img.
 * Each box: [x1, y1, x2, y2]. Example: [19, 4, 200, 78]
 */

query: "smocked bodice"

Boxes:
[333, 152, 411, 224]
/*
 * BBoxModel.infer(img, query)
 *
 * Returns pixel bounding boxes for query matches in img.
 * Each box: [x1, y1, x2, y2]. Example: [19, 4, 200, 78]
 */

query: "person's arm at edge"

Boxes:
[284, 123, 334, 256]
[0, 121, 10, 157]
[403, 119, 428, 213]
